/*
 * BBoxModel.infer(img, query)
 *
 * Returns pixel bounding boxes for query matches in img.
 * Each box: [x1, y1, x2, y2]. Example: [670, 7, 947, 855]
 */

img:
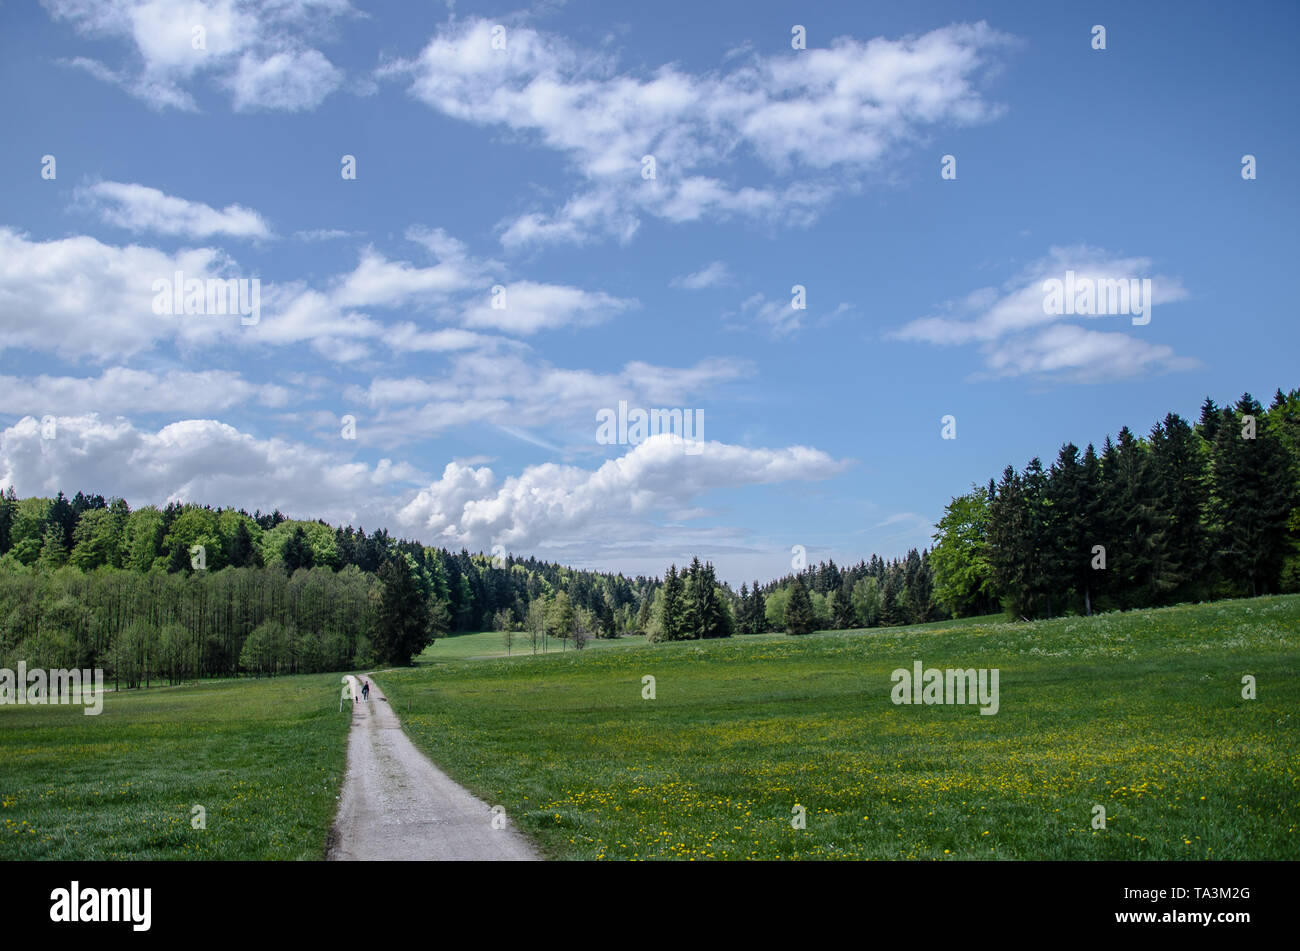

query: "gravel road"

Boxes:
[326, 674, 539, 861]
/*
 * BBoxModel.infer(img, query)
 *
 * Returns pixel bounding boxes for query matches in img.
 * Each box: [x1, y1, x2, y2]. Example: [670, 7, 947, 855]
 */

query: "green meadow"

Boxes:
[1, 596, 1295, 860]
[0, 673, 350, 860]
[379, 595, 1299, 860]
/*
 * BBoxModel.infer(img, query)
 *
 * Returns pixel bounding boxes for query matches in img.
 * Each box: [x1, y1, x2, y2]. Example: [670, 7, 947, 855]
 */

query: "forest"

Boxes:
[740, 388, 1299, 635]
[1, 387, 1296, 677]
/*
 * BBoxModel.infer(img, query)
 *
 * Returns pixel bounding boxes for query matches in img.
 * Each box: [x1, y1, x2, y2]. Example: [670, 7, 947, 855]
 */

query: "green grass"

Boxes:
[378, 596, 1300, 861]
[413, 613, 1011, 664]
[413, 628, 649, 662]
[0, 673, 351, 860]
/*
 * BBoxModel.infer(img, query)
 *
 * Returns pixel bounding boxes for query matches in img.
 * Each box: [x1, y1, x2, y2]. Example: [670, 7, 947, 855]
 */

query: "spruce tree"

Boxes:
[281, 526, 314, 574]
[1046, 443, 1085, 614]
[376, 554, 434, 664]
[1209, 394, 1297, 595]
[1148, 413, 1209, 599]
[659, 565, 685, 641]
[988, 465, 1031, 616]
[747, 581, 765, 634]
[1078, 444, 1105, 615]
[784, 577, 815, 635]
[831, 583, 855, 629]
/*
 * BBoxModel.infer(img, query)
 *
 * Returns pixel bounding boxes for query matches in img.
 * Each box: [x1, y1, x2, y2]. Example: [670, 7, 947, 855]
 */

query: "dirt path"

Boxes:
[326, 674, 539, 861]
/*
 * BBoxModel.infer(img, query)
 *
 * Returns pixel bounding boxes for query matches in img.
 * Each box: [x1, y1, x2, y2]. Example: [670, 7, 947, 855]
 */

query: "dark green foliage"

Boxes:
[281, 525, 315, 574]
[681, 557, 731, 639]
[784, 577, 814, 635]
[1209, 394, 1297, 596]
[375, 554, 435, 665]
[969, 386, 1300, 618]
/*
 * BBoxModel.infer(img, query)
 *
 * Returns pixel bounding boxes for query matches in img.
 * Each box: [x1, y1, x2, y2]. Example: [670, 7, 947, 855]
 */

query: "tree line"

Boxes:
[653, 385, 1299, 639]
[932, 389, 1299, 619]
[0, 494, 664, 682]
[3, 384, 1294, 670]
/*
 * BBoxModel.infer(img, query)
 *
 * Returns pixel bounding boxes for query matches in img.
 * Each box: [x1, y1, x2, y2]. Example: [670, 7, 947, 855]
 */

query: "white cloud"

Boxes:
[226, 46, 342, 111]
[730, 292, 852, 338]
[81, 181, 271, 238]
[0, 368, 290, 416]
[44, 0, 353, 111]
[980, 324, 1199, 383]
[342, 353, 752, 448]
[293, 228, 358, 242]
[671, 260, 732, 290]
[461, 281, 634, 334]
[890, 245, 1195, 382]
[0, 225, 635, 362]
[396, 433, 849, 551]
[0, 227, 238, 361]
[384, 18, 1013, 246]
[0, 413, 420, 527]
[0, 416, 847, 575]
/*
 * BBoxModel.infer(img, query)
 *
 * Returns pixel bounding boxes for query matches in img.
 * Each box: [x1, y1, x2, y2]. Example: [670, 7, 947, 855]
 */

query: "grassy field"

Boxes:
[411, 612, 1010, 664]
[2, 598, 1293, 861]
[0, 673, 350, 860]
[414, 627, 648, 662]
[378, 596, 1299, 860]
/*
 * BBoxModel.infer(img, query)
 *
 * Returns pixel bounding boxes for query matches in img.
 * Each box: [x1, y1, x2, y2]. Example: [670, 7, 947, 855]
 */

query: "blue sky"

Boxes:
[1, 0, 1297, 585]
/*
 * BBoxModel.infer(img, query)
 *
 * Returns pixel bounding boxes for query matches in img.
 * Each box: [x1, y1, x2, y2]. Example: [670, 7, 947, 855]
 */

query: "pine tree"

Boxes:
[375, 554, 434, 665]
[1209, 394, 1297, 596]
[1077, 444, 1105, 615]
[166, 541, 190, 574]
[282, 526, 314, 574]
[696, 561, 731, 638]
[658, 565, 685, 641]
[746, 580, 765, 634]
[1148, 413, 1209, 599]
[1021, 458, 1055, 617]
[681, 557, 705, 638]
[1196, 397, 1222, 444]
[831, 583, 855, 629]
[1045, 444, 1084, 614]
[784, 577, 815, 635]
[228, 520, 258, 568]
[988, 465, 1031, 616]
[1096, 431, 1161, 609]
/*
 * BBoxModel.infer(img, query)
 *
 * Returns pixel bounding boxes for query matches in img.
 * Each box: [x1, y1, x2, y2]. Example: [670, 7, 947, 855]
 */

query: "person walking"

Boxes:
[362, 680, 370, 701]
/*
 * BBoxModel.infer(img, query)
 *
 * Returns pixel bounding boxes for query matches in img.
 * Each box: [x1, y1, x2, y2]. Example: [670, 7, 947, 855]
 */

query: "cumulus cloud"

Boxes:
[80, 181, 271, 239]
[0, 416, 848, 573]
[44, 0, 352, 111]
[395, 433, 849, 551]
[890, 245, 1196, 382]
[0, 225, 635, 362]
[0, 226, 240, 361]
[225, 46, 342, 111]
[382, 18, 1013, 246]
[0, 413, 420, 526]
